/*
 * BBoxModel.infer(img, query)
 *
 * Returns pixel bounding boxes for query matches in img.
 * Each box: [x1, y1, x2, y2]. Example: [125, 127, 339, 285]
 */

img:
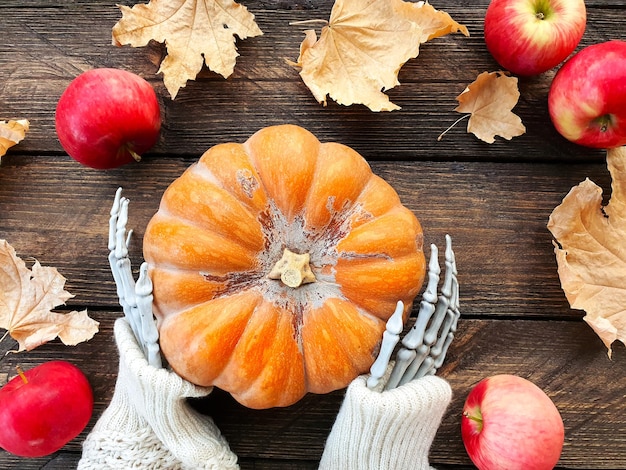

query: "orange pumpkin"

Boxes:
[143, 124, 425, 409]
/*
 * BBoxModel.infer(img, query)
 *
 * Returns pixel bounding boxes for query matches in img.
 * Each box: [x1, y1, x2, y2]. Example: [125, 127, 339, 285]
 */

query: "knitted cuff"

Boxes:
[77, 320, 182, 469]
[79, 318, 239, 470]
[319, 375, 452, 470]
[78, 425, 180, 469]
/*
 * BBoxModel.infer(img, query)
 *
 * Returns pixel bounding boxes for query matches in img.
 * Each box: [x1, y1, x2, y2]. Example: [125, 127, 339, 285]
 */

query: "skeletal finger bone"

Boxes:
[429, 309, 456, 358]
[409, 234, 459, 382]
[108, 187, 123, 252]
[389, 344, 429, 389]
[115, 197, 130, 261]
[431, 235, 460, 371]
[388, 243, 446, 386]
[423, 295, 450, 347]
[385, 347, 416, 390]
[374, 235, 460, 391]
[400, 244, 440, 350]
[136, 262, 161, 368]
[108, 187, 162, 368]
[367, 301, 405, 390]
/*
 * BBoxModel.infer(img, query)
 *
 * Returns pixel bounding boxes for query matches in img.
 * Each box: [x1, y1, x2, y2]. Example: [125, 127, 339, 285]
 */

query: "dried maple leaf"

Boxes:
[444, 71, 526, 143]
[289, 0, 424, 111]
[0, 239, 99, 352]
[289, 0, 468, 111]
[0, 119, 29, 162]
[112, 0, 263, 99]
[548, 146, 626, 358]
[396, 0, 469, 42]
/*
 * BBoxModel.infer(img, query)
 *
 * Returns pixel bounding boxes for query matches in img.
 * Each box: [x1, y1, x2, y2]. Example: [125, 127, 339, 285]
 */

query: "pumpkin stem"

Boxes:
[268, 248, 316, 288]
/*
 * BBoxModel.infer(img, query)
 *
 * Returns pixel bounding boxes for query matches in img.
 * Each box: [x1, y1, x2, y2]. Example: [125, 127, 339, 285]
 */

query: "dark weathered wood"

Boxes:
[197, 319, 626, 469]
[0, 155, 611, 318]
[0, 2, 621, 161]
[2, 313, 625, 468]
[1, 0, 625, 468]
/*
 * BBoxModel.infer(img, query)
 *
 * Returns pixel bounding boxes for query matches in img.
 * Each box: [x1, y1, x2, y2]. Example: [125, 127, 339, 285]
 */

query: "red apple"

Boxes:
[484, 0, 586, 76]
[548, 40, 626, 149]
[461, 374, 564, 470]
[55, 68, 161, 169]
[0, 361, 93, 457]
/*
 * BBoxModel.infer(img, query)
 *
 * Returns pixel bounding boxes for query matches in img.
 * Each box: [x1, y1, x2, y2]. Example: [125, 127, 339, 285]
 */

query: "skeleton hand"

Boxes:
[368, 234, 460, 390]
[108, 187, 161, 368]
[81, 188, 239, 469]
[321, 238, 457, 469]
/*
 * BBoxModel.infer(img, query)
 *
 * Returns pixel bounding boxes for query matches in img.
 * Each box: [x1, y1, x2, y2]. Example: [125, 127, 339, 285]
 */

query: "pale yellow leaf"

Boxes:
[548, 146, 626, 358]
[0, 119, 29, 161]
[454, 71, 526, 143]
[395, 0, 469, 42]
[291, 0, 424, 112]
[112, 0, 263, 99]
[0, 239, 99, 352]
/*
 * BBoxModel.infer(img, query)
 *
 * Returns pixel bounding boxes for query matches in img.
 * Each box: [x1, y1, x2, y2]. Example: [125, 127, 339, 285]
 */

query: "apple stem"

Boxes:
[463, 410, 484, 431]
[536, 12, 545, 20]
[438, 114, 471, 141]
[128, 149, 142, 163]
[16, 365, 28, 384]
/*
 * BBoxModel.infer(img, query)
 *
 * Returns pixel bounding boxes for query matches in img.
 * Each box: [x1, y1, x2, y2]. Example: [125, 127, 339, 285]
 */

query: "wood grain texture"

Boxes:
[1, 1, 621, 161]
[0, 156, 612, 317]
[1, 0, 625, 468]
[1, 313, 625, 468]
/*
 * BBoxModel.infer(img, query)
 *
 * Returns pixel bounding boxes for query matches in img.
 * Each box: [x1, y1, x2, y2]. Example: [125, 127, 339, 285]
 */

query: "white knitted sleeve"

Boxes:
[78, 318, 239, 470]
[319, 374, 451, 470]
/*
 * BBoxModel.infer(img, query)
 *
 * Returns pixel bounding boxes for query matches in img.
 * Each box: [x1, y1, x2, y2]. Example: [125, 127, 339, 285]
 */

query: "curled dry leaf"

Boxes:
[548, 146, 626, 358]
[112, 0, 263, 99]
[0, 239, 99, 352]
[289, 0, 468, 111]
[444, 71, 526, 144]
[289, 0, 422, 112]
[0, 119, 29, 161]
[396, 0, 469, 42]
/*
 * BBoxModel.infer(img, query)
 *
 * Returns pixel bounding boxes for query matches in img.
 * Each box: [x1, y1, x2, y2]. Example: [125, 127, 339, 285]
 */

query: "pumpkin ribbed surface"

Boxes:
[143, 124, 425, 409]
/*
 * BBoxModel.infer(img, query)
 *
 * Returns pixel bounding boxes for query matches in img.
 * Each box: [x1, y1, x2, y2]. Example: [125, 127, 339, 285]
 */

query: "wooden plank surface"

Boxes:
[0, 1, 616, 161]
[1, 314, 624, 469]
[1, 0, 625, 469]
[0, 156, 613, 316]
